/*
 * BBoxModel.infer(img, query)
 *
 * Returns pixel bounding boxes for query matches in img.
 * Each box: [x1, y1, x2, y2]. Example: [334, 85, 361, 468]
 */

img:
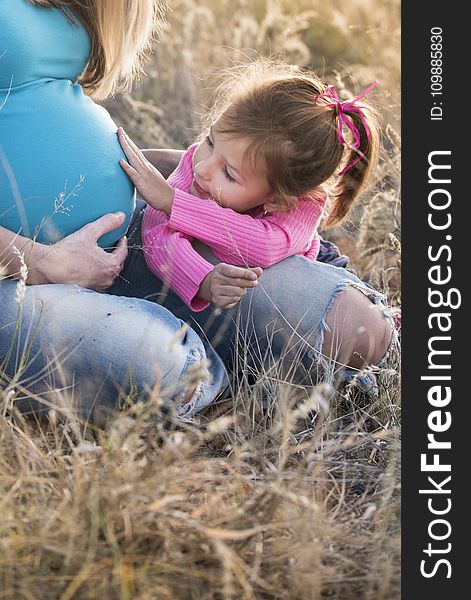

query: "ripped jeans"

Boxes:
[0, 279, 227, 422]
[1, 206, 396, 422]
[109, 205, 397, 398]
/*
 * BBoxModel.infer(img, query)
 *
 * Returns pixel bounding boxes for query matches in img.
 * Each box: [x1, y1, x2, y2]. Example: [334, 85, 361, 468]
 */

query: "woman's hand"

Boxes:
[118, 127, 175, 215]
[199, 263, 263, 309]
[29, 212, 129, 291]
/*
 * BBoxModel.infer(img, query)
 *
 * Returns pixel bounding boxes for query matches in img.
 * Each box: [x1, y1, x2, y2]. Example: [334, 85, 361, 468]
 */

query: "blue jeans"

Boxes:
[108, 204, 394, 391]
[0, 279, 227, 422]
[1, 205, 393, 422]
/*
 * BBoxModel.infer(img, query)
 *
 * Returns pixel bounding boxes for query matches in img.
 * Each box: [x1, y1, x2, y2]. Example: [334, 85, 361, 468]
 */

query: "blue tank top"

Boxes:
[0, 0, 136, 247]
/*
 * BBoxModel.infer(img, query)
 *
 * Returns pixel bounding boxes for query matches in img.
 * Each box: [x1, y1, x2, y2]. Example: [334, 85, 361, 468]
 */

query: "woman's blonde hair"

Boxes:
[28, 0, 166, 100]
[206, 60, 380, 227]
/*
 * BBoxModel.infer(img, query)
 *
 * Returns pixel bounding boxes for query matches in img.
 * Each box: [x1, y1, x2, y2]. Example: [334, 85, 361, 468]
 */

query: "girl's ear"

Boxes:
[263, 195, 297, 213]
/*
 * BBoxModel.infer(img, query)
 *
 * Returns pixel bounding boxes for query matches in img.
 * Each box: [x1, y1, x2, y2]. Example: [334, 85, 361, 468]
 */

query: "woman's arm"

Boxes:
[0, 213, 128, 290]
[0, 226, 46, 281]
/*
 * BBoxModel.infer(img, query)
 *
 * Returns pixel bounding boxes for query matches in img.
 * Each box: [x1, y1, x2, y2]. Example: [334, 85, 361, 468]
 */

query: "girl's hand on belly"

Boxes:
[30, 213, 129, 291]
[118, 127, 175, 215]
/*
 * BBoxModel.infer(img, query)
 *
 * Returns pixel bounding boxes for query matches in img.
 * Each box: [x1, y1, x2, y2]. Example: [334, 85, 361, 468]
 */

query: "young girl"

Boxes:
[118, 61, 380, 312]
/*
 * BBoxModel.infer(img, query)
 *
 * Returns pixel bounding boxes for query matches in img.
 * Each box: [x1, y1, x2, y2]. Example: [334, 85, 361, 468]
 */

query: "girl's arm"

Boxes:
[124, 136, 262, 308]
[0, 213, 128, 290]
[144, 219, 213, 311]
[120, 129, 323, 267]
[168, 190, 325, 268]
[143, 216, 261, 311]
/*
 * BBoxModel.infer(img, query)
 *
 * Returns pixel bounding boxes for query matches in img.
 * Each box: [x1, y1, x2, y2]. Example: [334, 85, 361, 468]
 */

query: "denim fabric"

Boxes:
[108, 204, 394, 393]
[0, 278, 227, 422]
[1, 204, 394, 423]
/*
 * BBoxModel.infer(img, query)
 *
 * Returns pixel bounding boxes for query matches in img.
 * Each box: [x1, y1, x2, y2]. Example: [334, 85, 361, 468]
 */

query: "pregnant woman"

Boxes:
[0, 0, 227, 422]
[0, 0, 396, 424]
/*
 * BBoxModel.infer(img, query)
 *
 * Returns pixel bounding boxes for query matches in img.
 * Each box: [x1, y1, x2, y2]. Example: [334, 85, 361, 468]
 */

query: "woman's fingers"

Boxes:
[75, 214, 128, 288]
[101, 235, 128, 287]
[82, 212, 126, 242]
[111, 235, 128, 265]
[43, 214, 128, 290]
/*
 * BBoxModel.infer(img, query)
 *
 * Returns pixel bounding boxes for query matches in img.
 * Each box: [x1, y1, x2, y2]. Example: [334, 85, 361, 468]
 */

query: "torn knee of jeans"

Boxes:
[174, 356, 213, 421]
[307, 280, 396, 371]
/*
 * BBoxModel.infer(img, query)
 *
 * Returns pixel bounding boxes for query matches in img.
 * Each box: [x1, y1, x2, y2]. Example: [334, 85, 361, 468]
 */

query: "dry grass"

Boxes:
[1, 1, 400, 598]
[0, 365, 400, 599]
[121, 0, 400, 148]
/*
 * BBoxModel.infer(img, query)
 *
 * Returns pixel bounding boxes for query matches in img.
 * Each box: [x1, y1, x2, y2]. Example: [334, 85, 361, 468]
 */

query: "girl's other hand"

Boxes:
[118, 127, 175, 214]
[30, 212, 129, 291]
[201, 263, 263, 309]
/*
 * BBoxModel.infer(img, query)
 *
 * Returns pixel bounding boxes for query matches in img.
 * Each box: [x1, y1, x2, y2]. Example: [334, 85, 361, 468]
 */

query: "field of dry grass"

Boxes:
[1, 1, 401, 598]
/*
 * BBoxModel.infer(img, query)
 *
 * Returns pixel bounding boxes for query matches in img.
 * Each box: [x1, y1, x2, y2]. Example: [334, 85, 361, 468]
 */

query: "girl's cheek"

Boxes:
[192, 143, 205, 167]
[213, 181, 224, 203]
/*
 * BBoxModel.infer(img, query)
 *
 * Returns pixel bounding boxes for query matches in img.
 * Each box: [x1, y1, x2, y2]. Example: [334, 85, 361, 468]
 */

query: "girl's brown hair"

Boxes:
[28, 0, 166, 100]
[207, 60, 380, 227]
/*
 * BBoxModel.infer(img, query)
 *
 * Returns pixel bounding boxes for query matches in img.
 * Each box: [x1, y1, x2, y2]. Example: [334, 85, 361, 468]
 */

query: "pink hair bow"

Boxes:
[316, 80, 379, 175]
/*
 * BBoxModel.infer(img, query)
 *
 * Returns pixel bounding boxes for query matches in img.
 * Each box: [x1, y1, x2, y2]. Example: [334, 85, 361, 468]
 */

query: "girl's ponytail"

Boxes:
[317, 83, 380, 228]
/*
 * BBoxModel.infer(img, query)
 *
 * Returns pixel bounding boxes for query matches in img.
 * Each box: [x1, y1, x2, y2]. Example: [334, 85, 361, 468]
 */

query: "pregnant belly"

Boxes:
[0, 79, 135, 248]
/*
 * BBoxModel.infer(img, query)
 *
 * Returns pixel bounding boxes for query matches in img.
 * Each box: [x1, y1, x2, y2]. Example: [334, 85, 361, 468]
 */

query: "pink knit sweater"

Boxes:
[142, 144, 326, 311]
